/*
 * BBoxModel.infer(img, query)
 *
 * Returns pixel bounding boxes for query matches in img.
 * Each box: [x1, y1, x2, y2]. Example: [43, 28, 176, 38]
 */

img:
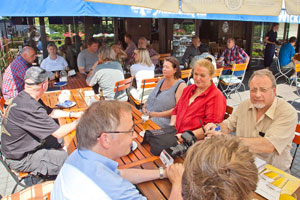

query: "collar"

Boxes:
[190, 81, 215, 97]
[229, 45, 237, 51]
[78, 149, 118, 171]
[248, 97, 278, 120]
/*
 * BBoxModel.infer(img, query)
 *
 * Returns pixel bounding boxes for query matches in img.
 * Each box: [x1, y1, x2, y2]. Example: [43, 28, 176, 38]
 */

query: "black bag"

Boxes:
[142, 125, 178, 156]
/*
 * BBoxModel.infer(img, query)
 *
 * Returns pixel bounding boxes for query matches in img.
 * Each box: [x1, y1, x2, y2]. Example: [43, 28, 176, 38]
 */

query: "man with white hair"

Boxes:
[1, 67, 83, 177]
[205, 69, 297, 172]
[2, 46, 36, 100]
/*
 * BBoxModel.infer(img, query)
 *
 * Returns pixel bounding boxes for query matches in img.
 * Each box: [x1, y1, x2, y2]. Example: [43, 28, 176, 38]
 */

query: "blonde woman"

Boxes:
[181, 135, 258, 200]
[130, 48, 155, 101]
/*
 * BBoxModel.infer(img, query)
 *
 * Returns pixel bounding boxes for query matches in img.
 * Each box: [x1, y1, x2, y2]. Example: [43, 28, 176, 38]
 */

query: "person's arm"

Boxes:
[264, 35, 276, 45]
[52, 119, 79, 139]
[170, 115, 176, 126]
[120, 168, 165, 184]
[77, 52, 86, 74]
[239, 137, 275, 153]
[166, 163, 184, 200]
[245, 56, 250, 64]
[182, 47, 191, 64]
[49, 109, 83, 119]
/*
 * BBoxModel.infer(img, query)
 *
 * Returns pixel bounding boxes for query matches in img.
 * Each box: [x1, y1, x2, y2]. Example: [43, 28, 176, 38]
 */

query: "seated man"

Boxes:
[51, 101, 184, 199]
[2, 46, 36, 100]
[77, 37, 99, 74]
[205, 69, 297, 172]
[191, 43, 216, 69]
[138, 37, 160, 66]
[217, 37, 249, 66]
[278, 37, 298, 79]
[182, 135, 258, 200]
[124, 33, 137, 66]
[1, 67, 83, 177]
[182, 36, 201, 66]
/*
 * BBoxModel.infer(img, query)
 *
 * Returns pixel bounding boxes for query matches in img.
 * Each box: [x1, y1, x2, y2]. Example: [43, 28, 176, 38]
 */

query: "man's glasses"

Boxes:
[99, 125, 136, 137]
[249, 87, 273, 94]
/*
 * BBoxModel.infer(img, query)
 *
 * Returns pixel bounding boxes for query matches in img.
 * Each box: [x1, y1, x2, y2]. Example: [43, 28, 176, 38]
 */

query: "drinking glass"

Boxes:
[139, 114, 149, 137]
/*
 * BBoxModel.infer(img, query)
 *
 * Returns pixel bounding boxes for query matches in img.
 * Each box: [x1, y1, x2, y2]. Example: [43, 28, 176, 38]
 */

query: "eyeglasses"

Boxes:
[99, 125, 135, 137]
[249, 87, 273, 94]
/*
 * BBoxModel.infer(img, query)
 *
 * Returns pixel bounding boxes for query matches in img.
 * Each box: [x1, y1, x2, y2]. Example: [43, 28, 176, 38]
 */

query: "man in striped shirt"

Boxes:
[2, 46, 36, 100]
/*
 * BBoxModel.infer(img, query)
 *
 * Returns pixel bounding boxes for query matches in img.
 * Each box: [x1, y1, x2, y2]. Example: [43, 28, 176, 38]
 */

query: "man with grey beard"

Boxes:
[205, 69, 297, 172]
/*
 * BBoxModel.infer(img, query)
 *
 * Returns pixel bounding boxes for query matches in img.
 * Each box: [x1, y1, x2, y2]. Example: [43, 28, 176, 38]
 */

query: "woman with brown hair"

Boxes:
[182, 135, 258, 200]
[142, 56, 186, 128]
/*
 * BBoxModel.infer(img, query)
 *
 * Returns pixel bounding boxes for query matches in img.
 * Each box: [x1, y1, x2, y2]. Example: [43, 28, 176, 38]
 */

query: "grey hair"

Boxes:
[248, 69, 276, 88]
[99, 46, 116, 61]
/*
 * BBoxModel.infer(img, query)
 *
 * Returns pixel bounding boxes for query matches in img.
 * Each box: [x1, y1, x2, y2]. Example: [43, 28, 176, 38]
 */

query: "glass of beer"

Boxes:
[140, 114, 149, 137]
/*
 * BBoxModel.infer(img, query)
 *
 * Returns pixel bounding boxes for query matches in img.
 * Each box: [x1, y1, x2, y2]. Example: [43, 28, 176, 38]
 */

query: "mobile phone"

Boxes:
[160, 149, 174, 167]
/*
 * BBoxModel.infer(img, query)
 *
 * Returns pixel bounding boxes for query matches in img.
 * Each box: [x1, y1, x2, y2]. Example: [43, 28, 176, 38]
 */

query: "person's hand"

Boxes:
[72, 111, 84, 118]
[166, 163, 184, 185]
[205, 123, 216, 132]
[205, 130, 223, 138]
[142, 105, 149, 115]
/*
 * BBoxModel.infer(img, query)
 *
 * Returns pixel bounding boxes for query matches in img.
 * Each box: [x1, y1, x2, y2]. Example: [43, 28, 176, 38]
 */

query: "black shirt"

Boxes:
[266, 30, 277, 43]
[1, 91, 59, 160]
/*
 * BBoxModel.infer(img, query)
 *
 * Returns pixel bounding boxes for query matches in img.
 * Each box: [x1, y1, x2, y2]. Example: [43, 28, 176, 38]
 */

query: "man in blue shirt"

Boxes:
[279, 37, 298, 78]
[51, 101, 184, 200]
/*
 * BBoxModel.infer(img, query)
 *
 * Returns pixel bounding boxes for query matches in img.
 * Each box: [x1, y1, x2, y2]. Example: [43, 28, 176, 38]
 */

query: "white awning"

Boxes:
[285, 0, 300, 15]
[84, 0, 180, 13]
[181, 0, 283, 16]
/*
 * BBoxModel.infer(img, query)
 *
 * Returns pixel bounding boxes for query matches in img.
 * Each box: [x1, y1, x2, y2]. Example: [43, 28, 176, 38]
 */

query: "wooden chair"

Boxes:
[0, 141, 42, 193]
[159, 53, 171, 62]
[291, 124, 300, 169]
[129, 77, 160, 108]
[181, 69, 192, 80]
[212, 68, 223, 87]
[219, 62, 248, 101]
[2, 180, 54, 200]
[224, 105, 233, 119]
[114, 77, 134, 100]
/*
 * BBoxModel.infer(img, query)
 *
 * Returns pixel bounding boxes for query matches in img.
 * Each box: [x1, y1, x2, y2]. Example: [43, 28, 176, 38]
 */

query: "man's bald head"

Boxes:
[21, 46, 36, 64]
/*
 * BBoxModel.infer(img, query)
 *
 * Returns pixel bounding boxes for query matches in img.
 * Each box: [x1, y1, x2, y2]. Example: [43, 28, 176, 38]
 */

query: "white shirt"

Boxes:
[130, 63, 155, 89]
[41, 55, 68, 71]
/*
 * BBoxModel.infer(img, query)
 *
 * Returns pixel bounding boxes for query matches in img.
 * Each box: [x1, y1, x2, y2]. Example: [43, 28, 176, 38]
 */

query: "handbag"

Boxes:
[142, 125, 178, 156]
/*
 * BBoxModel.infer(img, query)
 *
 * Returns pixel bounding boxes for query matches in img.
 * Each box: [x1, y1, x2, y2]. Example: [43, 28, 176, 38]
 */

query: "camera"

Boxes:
[165, 130, 197, 158]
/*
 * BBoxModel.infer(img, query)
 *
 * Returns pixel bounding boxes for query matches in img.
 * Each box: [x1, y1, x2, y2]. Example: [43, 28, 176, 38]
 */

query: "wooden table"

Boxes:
[48, 72, 88, 90]
[295, 53, 300, 61]
[42, 88, 161, 169]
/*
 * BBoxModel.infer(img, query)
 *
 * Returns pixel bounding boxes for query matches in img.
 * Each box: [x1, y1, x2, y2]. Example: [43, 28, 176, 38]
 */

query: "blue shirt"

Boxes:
[51, 149, 146, 200]
[279, 43, 295, 66]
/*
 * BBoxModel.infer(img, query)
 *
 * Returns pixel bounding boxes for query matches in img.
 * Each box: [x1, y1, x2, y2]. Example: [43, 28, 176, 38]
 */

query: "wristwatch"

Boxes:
[159, 167, 164, 179]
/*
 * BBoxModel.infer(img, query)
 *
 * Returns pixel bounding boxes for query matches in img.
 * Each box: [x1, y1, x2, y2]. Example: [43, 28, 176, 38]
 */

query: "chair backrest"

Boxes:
[232, 62, 248, 78]
[114, 77, 134, 93]
[159, 53, 171, 61]
[2, 180, 54, 200]
[181, 69, 192, 79]
[213, 68, 223, 78]
[224, 105, 233, 119]
[140, 77, 160, 103]
[293, 124, 300, 145]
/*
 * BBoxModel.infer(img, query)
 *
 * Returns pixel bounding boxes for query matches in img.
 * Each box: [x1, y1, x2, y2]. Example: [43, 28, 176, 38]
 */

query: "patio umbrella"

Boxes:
[84, 0, 179, 12]
[85, 0, 300, 16]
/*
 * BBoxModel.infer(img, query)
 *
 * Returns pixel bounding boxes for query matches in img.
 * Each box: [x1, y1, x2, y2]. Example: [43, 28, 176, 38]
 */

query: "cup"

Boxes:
[139, 114, 150, 137]
[55, 71, 60, 82]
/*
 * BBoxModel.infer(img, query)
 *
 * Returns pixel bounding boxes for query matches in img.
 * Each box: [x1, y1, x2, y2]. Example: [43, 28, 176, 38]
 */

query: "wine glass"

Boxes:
[139, 114, 149, 137]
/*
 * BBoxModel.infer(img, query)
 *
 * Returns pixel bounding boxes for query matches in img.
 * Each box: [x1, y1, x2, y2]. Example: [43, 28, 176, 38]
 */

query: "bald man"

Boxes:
[2, 46, 36, 100]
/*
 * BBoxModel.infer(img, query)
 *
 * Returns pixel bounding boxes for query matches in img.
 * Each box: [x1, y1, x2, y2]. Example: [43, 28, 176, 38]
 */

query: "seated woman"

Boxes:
[86, 46, 127, 101]
[41, 43, 68, 72]
[130, 48, 155, 101]
[170, 59, 226, 139]
[143, 56, 186, 128]
[181, 135, 258, 200]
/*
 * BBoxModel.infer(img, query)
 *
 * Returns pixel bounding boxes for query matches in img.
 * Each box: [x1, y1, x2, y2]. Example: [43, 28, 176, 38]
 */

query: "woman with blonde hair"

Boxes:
[170, 59, 226, 139]
[182, 135, 258, 200]
[130, 48, 155, 101]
